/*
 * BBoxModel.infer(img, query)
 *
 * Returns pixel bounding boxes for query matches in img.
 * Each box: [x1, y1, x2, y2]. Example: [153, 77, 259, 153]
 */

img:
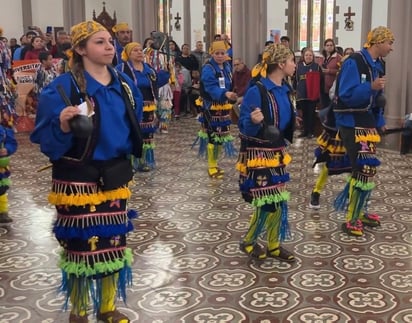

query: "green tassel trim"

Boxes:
[58, 248, 133, 278]
[211, 133, 234, 143]
[198, 130, 209, 139]
[0, 178, 11, 186]
[143, 142, 156, 149]
[252, 191, 290, 207]
[353, 179, 375, 191]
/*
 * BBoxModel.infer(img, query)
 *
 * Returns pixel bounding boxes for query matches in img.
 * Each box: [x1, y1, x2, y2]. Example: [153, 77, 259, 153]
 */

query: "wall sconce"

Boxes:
[174, 12, 182, 31]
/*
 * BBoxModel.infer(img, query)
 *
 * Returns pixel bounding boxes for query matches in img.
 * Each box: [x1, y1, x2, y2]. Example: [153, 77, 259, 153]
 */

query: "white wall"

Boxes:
[0, 0, 24, 40]
[31, 0, 64, 32]
[169, 0, 185, 48]
[335, 0, 363, 50]
[267, 1, 288, 43]
[190, 0, 206, 50]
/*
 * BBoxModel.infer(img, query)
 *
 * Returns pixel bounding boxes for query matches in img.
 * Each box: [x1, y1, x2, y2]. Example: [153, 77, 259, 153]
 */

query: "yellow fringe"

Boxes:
[247, 158, 280, 168]
[143, 103, 157, 112]
[210, 103, 233, 111]
[195, 97, 203, 107]
[283, 153, 292, 165]
[235, 162, 247, 174]
[48, 187, 131, 206]
[354, 128, 381, 143]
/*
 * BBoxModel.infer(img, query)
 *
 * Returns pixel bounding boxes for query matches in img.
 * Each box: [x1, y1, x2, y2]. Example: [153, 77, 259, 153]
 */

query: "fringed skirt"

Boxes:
[196, 100, 237, 157]
[236, 141, 292, 241]
[50, 159, 135, 310]
[313, 129, 351, 175]
[140, 101, 158, 168]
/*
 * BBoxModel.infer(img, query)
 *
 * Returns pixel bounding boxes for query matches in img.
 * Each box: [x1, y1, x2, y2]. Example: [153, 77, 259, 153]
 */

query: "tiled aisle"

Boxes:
[0, 118, 411, 323]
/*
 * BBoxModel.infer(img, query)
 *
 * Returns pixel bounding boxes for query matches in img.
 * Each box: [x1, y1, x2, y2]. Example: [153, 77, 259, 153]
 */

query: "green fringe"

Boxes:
[59, 248, 133, 278]
[252, 191, 290, 207]
[353, 179, 375, 191]
[198, 130, 209, 139]
[143, 142, 156, 149]
[211, 133, 234, 143]
[0, 178, 11, 186]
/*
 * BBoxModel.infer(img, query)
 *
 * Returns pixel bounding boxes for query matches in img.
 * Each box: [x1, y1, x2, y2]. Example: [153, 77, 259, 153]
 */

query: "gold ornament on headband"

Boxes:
[112, 22, 130, 33]
[364, 26, 394, 48]
[121, 42, 141, 61]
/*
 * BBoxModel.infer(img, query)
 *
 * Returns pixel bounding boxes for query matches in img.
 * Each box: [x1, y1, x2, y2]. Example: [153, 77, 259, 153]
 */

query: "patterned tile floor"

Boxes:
[0, 117, 411, 323]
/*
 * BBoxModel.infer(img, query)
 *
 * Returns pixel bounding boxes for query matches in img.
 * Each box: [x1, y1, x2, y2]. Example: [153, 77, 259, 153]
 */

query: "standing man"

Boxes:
[191, 41, 209, 72]
[112, 22, 132, 65]
[333, 26, 394, 236]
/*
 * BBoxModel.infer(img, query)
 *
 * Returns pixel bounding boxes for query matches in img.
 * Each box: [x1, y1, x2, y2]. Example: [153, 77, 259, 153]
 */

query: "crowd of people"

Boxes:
[0, 20, 398, 322]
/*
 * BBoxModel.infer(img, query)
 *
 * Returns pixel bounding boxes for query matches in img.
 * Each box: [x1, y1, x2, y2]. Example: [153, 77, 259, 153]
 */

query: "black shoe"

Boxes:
[309, 191, 320, 209]
[307, 133, 315, 139]
[0, 212, 13, 223]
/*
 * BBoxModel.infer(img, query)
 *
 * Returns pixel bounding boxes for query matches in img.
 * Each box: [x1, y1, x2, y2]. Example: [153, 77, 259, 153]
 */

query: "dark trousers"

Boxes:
[338, 126, 361, 177]
[297, 100, 317, 135]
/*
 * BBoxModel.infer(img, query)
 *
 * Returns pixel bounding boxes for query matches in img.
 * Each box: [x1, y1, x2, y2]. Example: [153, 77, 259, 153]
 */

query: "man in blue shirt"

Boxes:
[333, 26, 394, 236]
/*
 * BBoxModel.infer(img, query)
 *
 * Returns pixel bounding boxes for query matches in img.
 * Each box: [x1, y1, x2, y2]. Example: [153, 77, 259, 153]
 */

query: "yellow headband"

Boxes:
[70, 20, 107, 48]
[209, 40, 229, 54]
[112, 22, 130, 33]
[252, 43, 293, 78]
[121, 42, 141, 61]
[364, 26, 395, 48]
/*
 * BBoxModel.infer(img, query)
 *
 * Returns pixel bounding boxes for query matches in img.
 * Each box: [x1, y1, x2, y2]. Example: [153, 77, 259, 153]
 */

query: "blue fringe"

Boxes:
[54, 222, 134, 240]
[191, 136, 199, 149]
[250, 208, 268, 241]
[0, 170, 11, 179]
[271, 173, 290, 184]
[141, 127, 157, 134]
[59, 266, 133, 314]
[196, 136, 208, 157]
[353, 188, 372, 221]
[329, 155, 351, 169]
[210, 120, 232, 128]
[334, 181, 350, 211]
[127, 209, 138, 220]
[223, 141, 237, 157]
[240, 178, 254, 191]
[279, 202, 291, 241]
[357, 157, 381, 167]
[145, 148, 156, 168]
[314, 147, 323, 158]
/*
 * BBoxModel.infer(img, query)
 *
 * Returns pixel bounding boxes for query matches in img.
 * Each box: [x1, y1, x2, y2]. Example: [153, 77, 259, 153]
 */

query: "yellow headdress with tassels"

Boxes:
[112, 22, 131, 33]
[252, 43, 293, 78]
[121, 42, 141, 62]
[364, 26, 394, 48]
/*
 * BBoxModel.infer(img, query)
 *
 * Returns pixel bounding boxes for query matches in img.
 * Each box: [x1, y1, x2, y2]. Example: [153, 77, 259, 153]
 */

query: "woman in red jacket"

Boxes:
[320, 38, 342, 109]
